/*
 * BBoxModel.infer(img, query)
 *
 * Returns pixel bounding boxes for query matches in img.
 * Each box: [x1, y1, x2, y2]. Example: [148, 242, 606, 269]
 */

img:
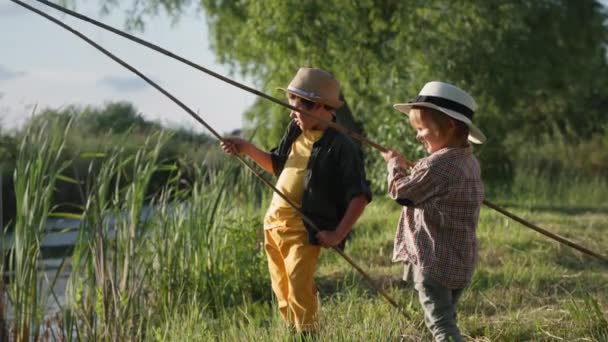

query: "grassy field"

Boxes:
[3, 121, 607, 341]
[155, 194, 608, 341]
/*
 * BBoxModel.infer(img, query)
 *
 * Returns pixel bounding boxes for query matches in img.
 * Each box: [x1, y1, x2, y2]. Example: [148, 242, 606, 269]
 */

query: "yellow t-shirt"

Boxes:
[263, 129, 324, 230]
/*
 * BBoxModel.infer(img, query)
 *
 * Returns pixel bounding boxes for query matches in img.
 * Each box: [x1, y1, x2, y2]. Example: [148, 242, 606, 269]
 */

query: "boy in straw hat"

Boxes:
[382, 81, 485, 341]
[221, 67, 371, 335]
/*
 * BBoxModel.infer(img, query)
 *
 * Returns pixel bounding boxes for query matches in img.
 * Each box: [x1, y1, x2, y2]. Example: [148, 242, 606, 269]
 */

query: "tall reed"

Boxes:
[0, 198, 7, 342]
[9, 119, 72, 341]
[66, 132, 167, 340]
[0, 167, 7, 341]
[147, 161, 269, 325]
[8, 123, 272, 339]
[65, 147, 124, 340]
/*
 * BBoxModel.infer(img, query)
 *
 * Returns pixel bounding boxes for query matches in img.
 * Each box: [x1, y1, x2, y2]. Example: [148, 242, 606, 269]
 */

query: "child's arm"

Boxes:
[382, 149, 445, 206]
[316, 194, 368, 247]
[382, 149, 411, 198]
[220, 137, 274, 174]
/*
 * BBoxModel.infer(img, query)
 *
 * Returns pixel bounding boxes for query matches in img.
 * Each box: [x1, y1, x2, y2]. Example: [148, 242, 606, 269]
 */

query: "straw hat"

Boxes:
[278, 67, 344, 109]
[394, 81, 486, 144]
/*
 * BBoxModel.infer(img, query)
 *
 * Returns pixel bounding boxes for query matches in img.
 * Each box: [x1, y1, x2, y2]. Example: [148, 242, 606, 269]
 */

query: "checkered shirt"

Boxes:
[387, 147, 484, 289]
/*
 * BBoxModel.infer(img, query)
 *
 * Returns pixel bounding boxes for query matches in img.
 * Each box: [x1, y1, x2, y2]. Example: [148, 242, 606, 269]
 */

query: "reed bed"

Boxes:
[8, 119, 72, 341]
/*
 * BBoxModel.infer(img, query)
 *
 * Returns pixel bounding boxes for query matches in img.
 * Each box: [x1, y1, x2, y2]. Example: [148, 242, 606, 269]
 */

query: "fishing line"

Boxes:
[10, 0, 412, 318]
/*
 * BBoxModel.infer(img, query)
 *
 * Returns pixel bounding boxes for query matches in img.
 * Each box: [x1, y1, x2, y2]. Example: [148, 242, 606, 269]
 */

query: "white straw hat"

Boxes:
[393, 81, 486, 144]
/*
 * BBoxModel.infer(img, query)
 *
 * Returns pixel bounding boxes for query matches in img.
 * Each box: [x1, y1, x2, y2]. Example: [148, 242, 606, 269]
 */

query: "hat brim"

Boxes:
[394, 102, 486, 144]
[277, 87, 344, 109]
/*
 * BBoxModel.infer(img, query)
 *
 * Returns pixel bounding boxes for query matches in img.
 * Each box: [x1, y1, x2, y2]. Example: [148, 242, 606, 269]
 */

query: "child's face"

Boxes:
[288, 94, 327, 130]
[409, 108, 451, 154]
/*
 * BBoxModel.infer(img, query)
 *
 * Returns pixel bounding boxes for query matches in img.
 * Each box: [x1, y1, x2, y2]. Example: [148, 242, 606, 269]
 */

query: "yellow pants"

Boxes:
[264, 228, 321, 332]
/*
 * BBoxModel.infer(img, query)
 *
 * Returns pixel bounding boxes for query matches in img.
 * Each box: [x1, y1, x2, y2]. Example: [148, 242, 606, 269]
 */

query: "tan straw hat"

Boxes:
[393, 81, 486, 144]
[278, 67, 344, 109]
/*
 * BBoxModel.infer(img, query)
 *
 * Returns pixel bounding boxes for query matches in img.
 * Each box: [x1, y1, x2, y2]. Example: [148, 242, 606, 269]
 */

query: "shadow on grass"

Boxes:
[345, 239, 396, 267]
[551, 248, 608, 271]
[489, 202, 608, 216]
[316, 269, 409, 300]
[470, 265, 606, 298]
[466, 324, 536, 342]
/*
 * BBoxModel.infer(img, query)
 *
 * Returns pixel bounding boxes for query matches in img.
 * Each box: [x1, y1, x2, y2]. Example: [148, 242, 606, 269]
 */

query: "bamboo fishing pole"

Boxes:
[33, 0, 387, 153]
[10, 0, 411, 319]
[32, 0, 608, 265]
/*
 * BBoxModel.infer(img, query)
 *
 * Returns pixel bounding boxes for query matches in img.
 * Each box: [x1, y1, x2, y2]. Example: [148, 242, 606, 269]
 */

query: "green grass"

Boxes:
[3, 120, 607, 341]
[145, 193, 607, 341]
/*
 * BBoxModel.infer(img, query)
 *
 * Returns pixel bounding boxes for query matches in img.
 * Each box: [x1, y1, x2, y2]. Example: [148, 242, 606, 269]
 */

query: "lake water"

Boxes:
[2, 216, 81, 322]
[2, 205, 157, 325]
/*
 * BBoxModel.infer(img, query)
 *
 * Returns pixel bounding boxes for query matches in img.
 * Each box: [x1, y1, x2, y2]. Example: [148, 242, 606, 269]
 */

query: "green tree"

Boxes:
[69, 0, 608, 186]
[85, 102, 151, 133]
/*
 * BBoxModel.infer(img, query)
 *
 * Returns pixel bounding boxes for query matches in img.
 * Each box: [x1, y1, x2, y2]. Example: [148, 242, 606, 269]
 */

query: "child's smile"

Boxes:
[412, 119, 450, 154]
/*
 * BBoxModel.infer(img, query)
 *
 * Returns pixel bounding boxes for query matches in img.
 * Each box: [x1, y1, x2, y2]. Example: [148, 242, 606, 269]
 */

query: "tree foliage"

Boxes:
[72, 0, 608, 186]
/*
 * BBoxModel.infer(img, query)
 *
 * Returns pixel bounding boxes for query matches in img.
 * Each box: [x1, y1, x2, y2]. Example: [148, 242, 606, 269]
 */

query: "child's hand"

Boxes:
[220, 137, 247, 155]
[316, 230, 344, 248]
[382, 149, 403, 162]
[382, 149, 411, 169]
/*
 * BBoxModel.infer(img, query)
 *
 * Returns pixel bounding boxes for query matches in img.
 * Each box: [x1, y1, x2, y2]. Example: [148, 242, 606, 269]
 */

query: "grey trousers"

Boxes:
[404, 263, 464, 342]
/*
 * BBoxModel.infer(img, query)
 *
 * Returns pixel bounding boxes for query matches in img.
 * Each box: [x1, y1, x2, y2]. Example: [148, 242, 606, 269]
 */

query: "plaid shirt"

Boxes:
[387, 147, 484, 289]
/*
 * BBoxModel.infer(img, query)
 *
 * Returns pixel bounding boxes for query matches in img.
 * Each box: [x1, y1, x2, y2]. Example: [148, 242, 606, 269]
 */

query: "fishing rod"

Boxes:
[33, 0, 387, 153]
[10, 0, 411, 319]
[33, 0, 608, 265]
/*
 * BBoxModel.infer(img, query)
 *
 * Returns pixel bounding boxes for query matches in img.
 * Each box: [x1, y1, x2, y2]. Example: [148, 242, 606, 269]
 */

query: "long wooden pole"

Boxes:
[482, 200, 607, 263]
[28, 0, 608, 263]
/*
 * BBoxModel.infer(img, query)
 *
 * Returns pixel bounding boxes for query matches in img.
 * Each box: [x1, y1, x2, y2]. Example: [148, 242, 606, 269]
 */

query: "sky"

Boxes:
[0, 0, 257, 135]
[2, 1, 608, 136]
